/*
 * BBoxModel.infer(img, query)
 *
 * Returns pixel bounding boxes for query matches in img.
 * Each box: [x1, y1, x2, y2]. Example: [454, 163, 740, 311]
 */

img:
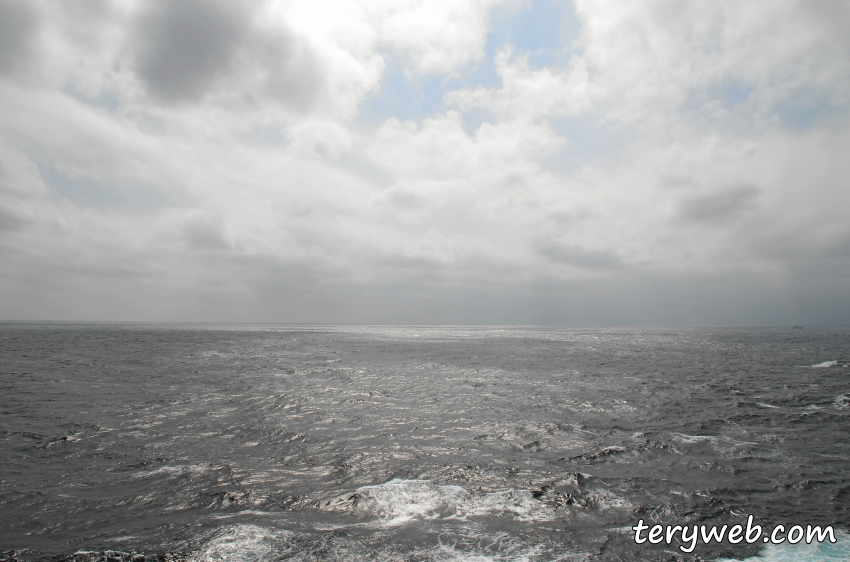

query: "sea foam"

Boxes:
[322, 479, 553, 525]
[714, 531, 850, 562]
[809, 360, 839, 368]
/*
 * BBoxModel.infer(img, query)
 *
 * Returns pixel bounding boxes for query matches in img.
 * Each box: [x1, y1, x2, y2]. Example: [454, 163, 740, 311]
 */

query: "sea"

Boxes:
[1, 324, 849, 561]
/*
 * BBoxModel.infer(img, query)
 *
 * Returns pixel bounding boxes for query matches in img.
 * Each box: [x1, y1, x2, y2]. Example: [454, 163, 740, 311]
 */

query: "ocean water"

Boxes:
[1, 324, 849, 561]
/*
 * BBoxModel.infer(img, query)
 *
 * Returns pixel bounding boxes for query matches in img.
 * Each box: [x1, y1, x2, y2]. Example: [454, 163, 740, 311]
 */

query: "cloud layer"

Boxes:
[1, 0, 849, 324]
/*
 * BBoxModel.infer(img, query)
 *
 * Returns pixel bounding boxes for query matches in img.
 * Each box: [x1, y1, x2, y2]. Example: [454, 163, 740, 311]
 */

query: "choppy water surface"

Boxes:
[1, 325, 849, 561]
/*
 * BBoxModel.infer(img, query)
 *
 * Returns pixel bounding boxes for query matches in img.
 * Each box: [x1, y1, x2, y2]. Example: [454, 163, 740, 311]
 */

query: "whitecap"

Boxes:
[191, 524, 292, 562]
[670, 433, 716, 444]
[756, 403, 780, 409]
[426, 543, 546, 562]
[833, 395, 850, 410]
[131, 463, 211, 480]
[714, 530, 850, 562]
[322, 479, 554, 525]
[193, 524, 558, 562]
[584, 488, 633, 511]
[809, 360, 839, 368]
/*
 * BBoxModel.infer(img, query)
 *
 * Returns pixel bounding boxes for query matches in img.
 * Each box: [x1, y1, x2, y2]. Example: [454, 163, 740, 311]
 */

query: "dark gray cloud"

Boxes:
[38, 164, 171, 212]
[801, 0, 850, 49]
[0, 206, 26, 232]
[132, 0, 322, 108]
[679, 185, 759, 222]
[379, 186, 429, 208]
[62, 0, 114, 19]
[256, 31, 323, 111]
[183, 218, 233, 251]
[0, 0, 37, 74]
[825, 235, 850, 259]
[537, 239, 623, 269]
[134, 0, 249, 102]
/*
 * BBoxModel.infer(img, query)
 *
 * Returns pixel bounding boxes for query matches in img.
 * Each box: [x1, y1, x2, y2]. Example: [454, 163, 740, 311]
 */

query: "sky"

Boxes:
[1, 0, 849, 325]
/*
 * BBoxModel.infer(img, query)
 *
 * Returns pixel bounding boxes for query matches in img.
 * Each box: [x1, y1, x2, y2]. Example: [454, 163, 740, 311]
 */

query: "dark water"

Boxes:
[1, 324, 849, 561]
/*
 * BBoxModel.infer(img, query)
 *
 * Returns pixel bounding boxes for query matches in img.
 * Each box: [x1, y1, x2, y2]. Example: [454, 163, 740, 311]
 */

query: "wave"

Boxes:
[808, 361, 839, 368]
[191, 524, 293, 562]
[668, 433, 763, 458]
[833, 394, 850, 410]
[131, 463, 213, 480]
[669, 433, 717, 444]
[714, 530, 850, 562]
[190, 523, 554, 562]
[319, 479, 554, 525]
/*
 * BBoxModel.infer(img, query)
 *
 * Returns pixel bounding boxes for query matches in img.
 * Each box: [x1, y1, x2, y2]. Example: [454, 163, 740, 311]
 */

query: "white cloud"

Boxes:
[367, 0, 501, 75]
[448, 0, 850, 126]
[0, 0, 848, 323]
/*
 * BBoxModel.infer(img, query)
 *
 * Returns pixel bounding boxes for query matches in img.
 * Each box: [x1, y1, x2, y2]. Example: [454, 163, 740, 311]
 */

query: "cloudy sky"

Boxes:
[1, 0, 849, 324]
